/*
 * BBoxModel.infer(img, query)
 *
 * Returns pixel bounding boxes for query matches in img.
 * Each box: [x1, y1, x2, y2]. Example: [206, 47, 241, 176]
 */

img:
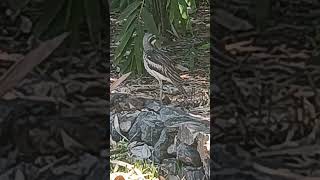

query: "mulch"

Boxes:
[212, 0, 320, 179]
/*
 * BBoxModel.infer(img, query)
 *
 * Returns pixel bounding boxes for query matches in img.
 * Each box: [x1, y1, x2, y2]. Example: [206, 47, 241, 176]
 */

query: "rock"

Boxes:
[130, 143, 152, 160]
[119, 111, 139, 133]
[177, 122, 210, 175]
[160, 158, 179, 175]
[111, 96, 210, 179]
[159, 107, 188, 122]
[128, 111, 164, 145]
[180, 166, 206, 180]
[145, 101, 161, 112]
[153, 127, 178, 160]
[176, 143, 202, 167]
[110, 114, 122, 142]
[196, 132, 210, 177]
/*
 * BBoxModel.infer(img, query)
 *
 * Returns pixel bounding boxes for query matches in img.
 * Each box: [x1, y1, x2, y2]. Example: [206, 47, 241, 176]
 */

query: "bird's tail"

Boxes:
[165, 64, 188, 98]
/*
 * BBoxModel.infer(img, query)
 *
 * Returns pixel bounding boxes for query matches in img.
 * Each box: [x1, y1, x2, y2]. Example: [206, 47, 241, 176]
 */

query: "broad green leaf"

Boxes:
[142, 8, 158, 35]
[188, 0, 196, 13]
[33, 0, 66, 38]
[120, 52, 131, 73]
[169, 0, 176, 23]
[166, 0, 171, 9]
[178, 0, 188, 19]
[121, 50, 134, 73]
[119, 0, 128, 10]
[111, 0, 120, 10]
[144, 0, 153, 11]
[134, 27, 143, 74]
[84, 0, 102, 46]
[114, 38, 134, 65]
[119, 1, 141, 21]
[117, 13, 137, 40]
[115, 24, 135, 60]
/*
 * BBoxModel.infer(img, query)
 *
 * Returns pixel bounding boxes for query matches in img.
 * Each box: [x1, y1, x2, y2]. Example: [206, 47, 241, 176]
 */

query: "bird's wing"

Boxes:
[144, 50, 167, 78]
[145, 50, 183, 82]
[144, 50, 187, 96]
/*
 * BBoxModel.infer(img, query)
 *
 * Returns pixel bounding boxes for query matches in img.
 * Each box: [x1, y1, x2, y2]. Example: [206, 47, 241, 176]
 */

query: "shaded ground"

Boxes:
[0, 1, 107, 179]
[213, 0, 320, 179]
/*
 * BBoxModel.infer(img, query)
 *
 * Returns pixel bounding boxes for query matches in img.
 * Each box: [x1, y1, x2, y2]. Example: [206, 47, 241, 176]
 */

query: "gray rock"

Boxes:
[119, 111, 139, 133]
[176, 143, 202, 167]
[145, 101, 161, 112]
[180, 166, 206, 180]
[160, 158, 179, 175]
[159, 107, 188, 122]
[128, 111, 164, 145]
[153, 127, 178, 160]
[130, 144, 152, 160]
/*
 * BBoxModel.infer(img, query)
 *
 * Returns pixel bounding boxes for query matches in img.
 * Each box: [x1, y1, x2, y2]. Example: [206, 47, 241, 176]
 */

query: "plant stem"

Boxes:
[138, 0, 145, 19]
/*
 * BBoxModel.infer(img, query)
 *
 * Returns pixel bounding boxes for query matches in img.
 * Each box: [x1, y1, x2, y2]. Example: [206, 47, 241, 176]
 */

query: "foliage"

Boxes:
[33, 0, 108, 49]
[110, 139, 159, 179]
[112, 0, 196, 74]
[183, 41, 209, 71]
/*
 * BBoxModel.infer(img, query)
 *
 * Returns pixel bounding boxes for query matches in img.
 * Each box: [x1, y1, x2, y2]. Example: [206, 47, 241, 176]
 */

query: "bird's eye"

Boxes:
[150, 37, 157, 45]
[149, 37, 155, 41]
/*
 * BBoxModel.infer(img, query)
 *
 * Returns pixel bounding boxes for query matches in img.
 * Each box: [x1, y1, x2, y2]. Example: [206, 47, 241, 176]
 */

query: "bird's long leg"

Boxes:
[159, 79, 163, 104]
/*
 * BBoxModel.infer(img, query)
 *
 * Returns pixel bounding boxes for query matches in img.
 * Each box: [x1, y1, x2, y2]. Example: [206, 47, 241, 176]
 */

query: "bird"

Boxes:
[142, 33, 188, 103]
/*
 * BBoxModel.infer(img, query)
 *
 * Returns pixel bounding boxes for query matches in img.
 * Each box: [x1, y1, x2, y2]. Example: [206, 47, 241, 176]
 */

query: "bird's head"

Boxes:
[143, 33, 157, 51]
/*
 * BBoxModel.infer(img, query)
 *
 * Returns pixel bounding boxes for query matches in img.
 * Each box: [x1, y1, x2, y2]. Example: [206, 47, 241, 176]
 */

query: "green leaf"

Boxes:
[123, 50, 136, 73]
[188, 0, 196, 13]
[198, 43, 210, 50]
[115, 43, 132, 65]
[120, 51, 132, 73]
[169, 0, 177, 23]
[142, 8, 158, 35]
[166, 0, 171, 9]
[170, 21, 179, 38]
[134, 27, 143, 74]
[33, 0, 66, 38]
[84, 0, 102, 46]
[119, 1, 141, 21]
[111, 0, 120, 10]
[117, 13, 137, 40]
[119, 0, 128, 10]
[178, 0, 188, 19]
[115, 24, 135, 60]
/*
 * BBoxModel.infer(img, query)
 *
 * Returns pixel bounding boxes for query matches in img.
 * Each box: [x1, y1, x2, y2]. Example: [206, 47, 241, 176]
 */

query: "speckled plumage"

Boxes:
[143, 33, 187, 102]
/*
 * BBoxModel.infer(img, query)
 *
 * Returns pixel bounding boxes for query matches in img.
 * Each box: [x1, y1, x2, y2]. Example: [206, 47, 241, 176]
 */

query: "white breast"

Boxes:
[143, 53, 172, 83]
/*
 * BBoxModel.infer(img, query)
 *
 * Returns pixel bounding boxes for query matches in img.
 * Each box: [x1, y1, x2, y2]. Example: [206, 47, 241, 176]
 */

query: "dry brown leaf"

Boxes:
[111, 72, 132, 92]
[0, 32, 69, 97]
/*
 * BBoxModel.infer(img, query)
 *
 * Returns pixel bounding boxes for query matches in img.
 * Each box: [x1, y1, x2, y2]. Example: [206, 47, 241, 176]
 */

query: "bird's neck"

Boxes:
[143, 42, 154, 52]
